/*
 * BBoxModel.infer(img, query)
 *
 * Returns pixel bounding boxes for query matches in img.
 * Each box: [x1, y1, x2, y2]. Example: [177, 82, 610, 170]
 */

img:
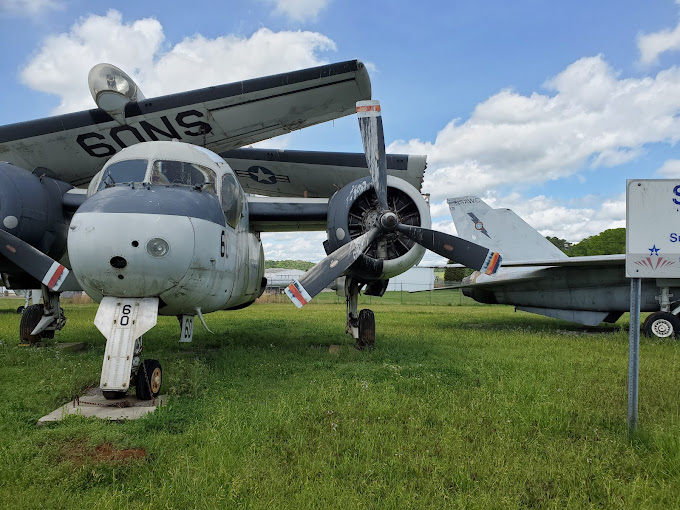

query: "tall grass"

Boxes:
[0, 298, 678, 508]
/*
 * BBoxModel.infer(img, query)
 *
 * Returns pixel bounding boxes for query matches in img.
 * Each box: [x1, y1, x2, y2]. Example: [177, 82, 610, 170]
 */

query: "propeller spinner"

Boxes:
[285, 100, 502, 307]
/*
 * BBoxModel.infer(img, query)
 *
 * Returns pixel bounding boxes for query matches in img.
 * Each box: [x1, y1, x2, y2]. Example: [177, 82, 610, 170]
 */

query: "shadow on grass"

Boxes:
[0, 309, 22, 315]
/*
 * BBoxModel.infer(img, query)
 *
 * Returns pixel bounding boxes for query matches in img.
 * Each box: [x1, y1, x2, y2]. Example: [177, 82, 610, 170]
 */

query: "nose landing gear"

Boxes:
[101, 334, 162, 401]
[135, 359, 162, 400]
[96, 297, 161, 400]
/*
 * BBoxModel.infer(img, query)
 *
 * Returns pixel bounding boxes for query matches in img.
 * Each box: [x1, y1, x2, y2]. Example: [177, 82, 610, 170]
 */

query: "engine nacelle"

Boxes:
[325, 176, 431, 282]
[0, 162, 73, 275]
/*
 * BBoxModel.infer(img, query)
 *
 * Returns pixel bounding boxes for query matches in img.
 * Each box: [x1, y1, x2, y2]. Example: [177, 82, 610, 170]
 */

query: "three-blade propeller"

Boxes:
[285, 100, 502, 307]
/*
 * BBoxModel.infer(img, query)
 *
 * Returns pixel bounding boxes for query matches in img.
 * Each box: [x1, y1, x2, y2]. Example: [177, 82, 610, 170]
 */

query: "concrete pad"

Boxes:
[56, 342, 86, 352]
[38, 387, 167, 425]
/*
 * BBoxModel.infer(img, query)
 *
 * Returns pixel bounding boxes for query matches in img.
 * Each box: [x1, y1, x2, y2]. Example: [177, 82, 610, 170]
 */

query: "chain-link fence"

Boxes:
[258, 282, 479, 306]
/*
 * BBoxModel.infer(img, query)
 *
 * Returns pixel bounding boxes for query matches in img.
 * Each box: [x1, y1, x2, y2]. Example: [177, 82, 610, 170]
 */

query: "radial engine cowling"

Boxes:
[324, 176, 430, 282]
[0, 163, 73, 275]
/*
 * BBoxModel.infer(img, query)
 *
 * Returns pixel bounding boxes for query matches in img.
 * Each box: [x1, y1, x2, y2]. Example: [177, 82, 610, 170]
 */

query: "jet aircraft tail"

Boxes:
[447, 196, 567, 262]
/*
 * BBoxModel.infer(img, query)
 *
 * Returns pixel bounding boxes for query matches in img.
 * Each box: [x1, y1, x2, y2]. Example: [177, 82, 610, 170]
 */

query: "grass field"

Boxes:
[0, 295, 679, 508]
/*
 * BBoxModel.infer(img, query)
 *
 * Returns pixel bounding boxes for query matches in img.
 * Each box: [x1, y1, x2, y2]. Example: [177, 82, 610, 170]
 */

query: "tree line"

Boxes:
[265, 259, 315, 271]
[546, 227, 625, 256]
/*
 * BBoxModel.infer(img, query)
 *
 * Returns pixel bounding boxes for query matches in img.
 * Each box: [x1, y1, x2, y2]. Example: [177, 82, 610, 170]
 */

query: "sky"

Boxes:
[2, 0, 680, 265]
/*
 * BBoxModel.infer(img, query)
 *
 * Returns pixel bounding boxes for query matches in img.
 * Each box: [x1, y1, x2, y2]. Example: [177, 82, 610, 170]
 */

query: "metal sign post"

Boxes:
[626, 179, 680, 434]
[627, 278, 641, 434]
[626, 180, 680, 278]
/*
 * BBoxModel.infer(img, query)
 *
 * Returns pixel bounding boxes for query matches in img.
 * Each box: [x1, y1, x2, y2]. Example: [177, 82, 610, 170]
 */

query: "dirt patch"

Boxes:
[93, 442, 146, 461]
[57, 439, 146, 465]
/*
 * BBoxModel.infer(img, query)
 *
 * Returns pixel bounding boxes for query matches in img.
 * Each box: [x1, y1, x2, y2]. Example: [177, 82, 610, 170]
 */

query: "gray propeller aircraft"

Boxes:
[0, 61, 501, 400]
[445, 196, 680, 338]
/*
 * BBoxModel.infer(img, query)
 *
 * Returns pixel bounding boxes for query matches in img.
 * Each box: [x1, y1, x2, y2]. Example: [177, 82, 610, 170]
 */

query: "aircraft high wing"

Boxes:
[221, 148, 425, 197]
[0, 61, 501, 402]
[0, 60, 371, 186]
[444, 196, 680, 338]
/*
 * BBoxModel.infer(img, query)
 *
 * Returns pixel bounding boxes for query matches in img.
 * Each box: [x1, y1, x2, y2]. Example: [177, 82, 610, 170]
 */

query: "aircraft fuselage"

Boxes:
[67, 142, 265, 316]
[465, 266, 678, 313]
[68, 186, 263, 315]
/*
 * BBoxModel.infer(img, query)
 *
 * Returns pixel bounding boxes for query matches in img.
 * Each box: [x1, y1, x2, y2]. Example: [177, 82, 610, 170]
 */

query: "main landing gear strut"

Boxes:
[345, 277, 375, 350]
[19, 284, 66, 345]
[642, 285, 680, 339]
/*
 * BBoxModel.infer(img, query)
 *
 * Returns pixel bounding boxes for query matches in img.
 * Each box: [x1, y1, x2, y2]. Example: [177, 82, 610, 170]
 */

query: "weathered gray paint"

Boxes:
[76, 185, 226, 227]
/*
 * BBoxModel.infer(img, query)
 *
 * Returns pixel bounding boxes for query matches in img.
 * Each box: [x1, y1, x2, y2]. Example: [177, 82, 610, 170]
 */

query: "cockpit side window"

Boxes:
[96, 159, 148, 191]
[151, 160, 216, 194]
[221, 173, 243, 228]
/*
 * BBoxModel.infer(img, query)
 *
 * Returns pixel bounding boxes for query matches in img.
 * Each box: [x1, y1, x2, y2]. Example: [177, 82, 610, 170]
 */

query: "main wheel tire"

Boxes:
[357, 309, 375, 350]
[642, 311, 680, 338]
[19, 304, 45, 344]
[136, 359, 162, 400]
[102, 390, 127, 400]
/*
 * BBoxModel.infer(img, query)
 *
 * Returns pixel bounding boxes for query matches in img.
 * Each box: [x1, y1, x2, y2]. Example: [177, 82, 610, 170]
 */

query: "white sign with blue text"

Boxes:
[626, 179, 680, 278]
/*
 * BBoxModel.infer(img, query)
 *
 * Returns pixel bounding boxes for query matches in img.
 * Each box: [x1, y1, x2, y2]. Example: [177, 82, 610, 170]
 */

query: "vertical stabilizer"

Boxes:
[447, 196, 567, 261]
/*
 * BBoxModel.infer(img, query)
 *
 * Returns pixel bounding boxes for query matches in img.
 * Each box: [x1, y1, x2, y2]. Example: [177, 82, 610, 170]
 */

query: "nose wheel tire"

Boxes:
[356, 309, 375, 350]
[642, 311, 680, 339]
[136, 359, 162, 400]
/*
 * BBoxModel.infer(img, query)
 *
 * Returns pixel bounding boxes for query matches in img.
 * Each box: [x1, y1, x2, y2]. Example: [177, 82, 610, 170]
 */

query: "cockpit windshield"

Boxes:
[151, 160, 216, 194]
[96, 159, 148, 191]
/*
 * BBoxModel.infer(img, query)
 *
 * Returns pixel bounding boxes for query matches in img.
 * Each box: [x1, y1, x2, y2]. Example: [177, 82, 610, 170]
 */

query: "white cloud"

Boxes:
[20, 10, 337, 114]
[638, 16, 680, 66]
[389, 55, 680, 204]
[143, 28, 335, 99]
[0, 0, 61, 15]
[657, 159, 680, 177]
[265, 0, 331, 22]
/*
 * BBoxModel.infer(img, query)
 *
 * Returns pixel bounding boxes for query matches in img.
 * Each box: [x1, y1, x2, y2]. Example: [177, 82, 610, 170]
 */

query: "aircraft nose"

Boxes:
[67, 187, 196, 300]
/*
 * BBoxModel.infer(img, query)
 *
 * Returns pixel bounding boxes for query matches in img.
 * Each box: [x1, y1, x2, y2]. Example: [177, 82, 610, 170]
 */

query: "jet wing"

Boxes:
[430, 254, 625, 270]
[418, 255, 626, 292]
[499, 254, 625, 267]
[221, 148, 426, 197]
[0, 60, 371, 187]
[413, 271, 545, 292]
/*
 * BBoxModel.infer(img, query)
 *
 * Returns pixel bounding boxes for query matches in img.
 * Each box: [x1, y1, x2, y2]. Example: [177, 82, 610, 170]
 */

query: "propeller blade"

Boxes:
[286, 227, 381, 307]
[396, 224, 502, 275]
[0, 229, 69, 291]
[357, 100, 389, 212]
